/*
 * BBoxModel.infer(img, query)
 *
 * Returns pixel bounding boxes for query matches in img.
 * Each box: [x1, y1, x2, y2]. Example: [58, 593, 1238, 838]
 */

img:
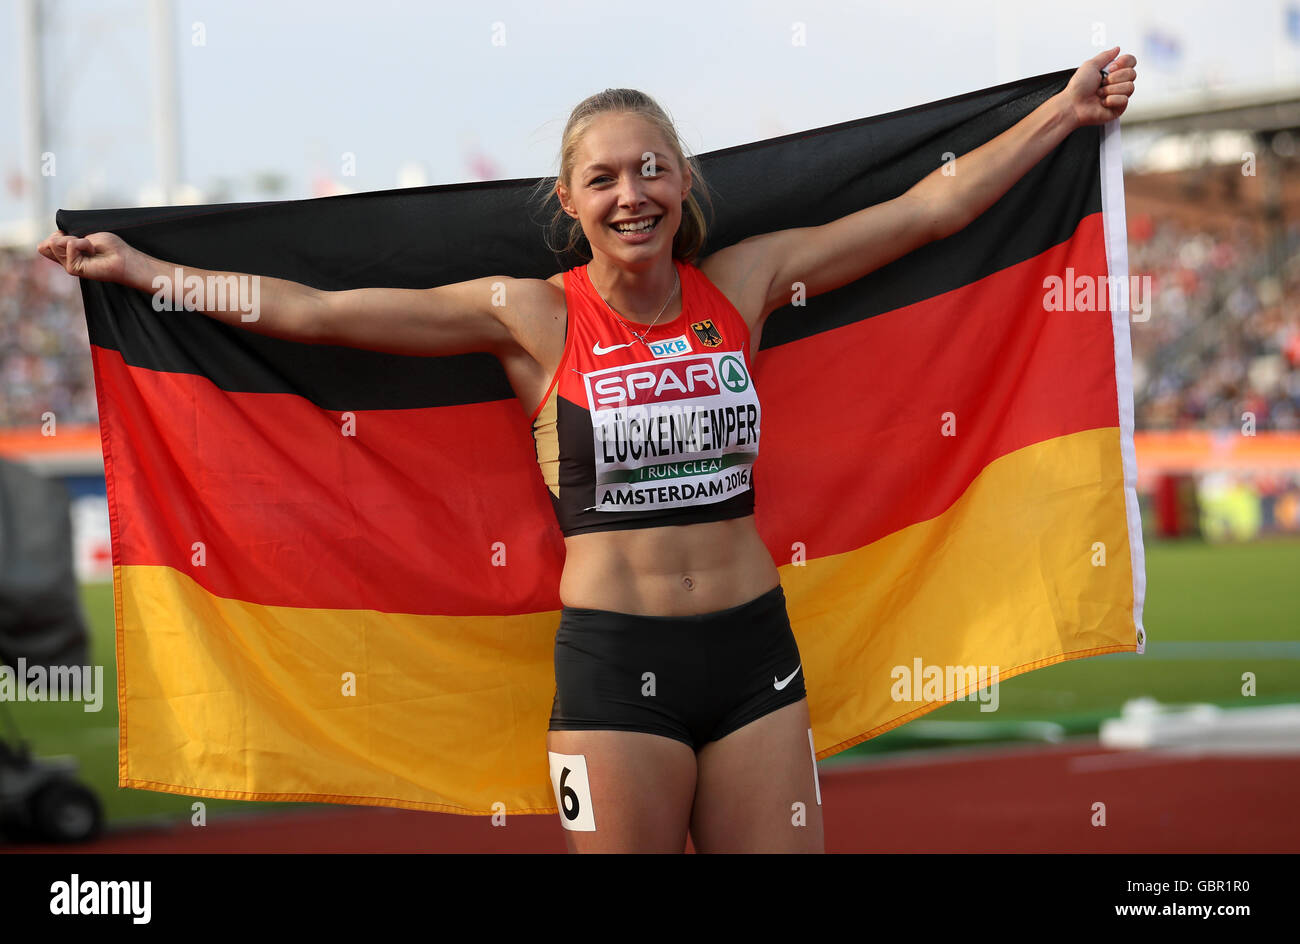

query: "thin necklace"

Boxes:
[589, 263, 680, 345]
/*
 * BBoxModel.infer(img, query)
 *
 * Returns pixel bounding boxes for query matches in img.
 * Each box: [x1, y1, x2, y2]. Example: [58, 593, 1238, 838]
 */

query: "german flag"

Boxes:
[58, 66, 1145, 816]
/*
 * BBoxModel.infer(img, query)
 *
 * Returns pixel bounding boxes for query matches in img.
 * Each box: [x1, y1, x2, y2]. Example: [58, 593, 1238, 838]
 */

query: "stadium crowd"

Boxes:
[0, 246, 97, 428]
[1128, 213, 1300, 431]
[1, 213, 1298, 432]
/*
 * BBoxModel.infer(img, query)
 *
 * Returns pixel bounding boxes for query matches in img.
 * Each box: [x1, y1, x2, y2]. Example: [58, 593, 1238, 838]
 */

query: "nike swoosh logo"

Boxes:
[593, 341, 634, 355]
[773, 664, 802, 691]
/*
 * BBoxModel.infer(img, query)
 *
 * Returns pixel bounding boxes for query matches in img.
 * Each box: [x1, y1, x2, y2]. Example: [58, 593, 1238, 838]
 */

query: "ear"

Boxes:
[681, 162, 693, 199]
[555, 181, 576, 219]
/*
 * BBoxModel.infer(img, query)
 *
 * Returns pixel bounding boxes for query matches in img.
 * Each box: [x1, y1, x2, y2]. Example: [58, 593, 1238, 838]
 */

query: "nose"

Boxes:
[616, 175, 649, 211]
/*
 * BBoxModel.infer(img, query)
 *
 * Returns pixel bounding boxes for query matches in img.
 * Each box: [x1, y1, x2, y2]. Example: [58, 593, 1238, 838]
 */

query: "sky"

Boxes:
[0, 0, 1294, 232]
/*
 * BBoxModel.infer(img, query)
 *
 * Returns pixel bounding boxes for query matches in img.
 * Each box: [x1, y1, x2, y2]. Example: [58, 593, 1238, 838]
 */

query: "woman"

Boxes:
[38, 46, 1135, 853]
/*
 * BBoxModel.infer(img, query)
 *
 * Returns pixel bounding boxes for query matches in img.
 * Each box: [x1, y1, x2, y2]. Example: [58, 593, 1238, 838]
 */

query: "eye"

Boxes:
[589, 168, 662, 185]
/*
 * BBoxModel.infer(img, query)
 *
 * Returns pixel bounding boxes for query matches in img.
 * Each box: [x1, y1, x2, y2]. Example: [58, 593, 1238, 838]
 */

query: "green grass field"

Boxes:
[3, 536, 1298, 824]
[831, 535, 1300, 759]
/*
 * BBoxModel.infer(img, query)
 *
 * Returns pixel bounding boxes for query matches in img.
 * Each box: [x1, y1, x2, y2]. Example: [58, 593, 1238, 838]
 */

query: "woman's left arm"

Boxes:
[923, 44, 1137, 238]
[726, 46, 1137, 324]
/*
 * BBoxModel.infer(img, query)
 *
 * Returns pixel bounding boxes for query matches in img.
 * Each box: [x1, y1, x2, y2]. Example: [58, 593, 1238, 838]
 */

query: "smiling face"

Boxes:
[556, 111, 693, 265]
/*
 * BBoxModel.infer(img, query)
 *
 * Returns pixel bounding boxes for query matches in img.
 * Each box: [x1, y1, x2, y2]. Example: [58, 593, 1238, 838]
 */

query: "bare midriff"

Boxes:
[558, 514, 782, 617]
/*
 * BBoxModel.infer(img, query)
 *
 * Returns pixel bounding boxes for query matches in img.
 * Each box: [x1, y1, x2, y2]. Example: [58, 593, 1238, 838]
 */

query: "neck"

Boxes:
[586, 254, 678, 325]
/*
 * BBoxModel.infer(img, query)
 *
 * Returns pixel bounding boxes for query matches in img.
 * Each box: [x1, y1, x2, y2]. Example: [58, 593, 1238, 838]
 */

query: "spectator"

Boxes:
[1128, 215, 1300, 431]
[0, 246, 99, 428]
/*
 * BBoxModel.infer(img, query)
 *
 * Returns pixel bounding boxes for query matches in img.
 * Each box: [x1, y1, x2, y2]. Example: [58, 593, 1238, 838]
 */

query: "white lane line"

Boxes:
[818, 736, 1100, 774]
[1069, 744, 1300, 773]
[1097, 641, 1300, 660]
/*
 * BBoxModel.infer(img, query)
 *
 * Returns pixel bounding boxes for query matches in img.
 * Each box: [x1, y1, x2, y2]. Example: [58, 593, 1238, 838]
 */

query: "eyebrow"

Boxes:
[582, 152, 672, 174]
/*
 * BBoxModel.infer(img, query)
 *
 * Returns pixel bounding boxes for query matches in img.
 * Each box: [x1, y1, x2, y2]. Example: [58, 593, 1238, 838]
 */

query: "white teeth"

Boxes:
[614, 217, 658, 233]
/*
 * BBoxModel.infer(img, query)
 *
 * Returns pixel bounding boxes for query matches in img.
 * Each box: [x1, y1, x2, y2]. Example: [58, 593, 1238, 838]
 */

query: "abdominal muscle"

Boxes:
[558, 514, 782, 617]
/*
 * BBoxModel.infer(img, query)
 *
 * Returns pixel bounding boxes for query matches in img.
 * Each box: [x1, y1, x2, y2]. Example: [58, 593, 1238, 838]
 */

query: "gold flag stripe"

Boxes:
[115, 426, 1135, 815]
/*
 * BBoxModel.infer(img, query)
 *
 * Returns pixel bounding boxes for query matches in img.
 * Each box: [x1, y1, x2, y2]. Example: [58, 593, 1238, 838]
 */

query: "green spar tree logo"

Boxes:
[718, 355, 750, 394]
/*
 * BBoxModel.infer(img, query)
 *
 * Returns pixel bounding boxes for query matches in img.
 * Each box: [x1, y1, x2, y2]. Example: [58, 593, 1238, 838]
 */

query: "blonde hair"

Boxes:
[530, 89, 713, 264]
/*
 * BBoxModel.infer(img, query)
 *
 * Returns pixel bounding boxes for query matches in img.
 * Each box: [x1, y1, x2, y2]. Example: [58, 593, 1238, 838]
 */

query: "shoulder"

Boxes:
[490, 274, 567, 328]
[695, 237, 784, 334]
[485, 274, 567, 363]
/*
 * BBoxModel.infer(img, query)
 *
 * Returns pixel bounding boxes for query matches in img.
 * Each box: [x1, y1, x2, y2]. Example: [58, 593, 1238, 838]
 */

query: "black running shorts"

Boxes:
[548, 583, 807, 750]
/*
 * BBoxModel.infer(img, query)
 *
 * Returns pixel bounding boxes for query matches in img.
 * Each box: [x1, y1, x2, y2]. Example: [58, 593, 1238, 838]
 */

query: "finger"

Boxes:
[1091, 45, 1120, 67]
[66, 238, 83, 274]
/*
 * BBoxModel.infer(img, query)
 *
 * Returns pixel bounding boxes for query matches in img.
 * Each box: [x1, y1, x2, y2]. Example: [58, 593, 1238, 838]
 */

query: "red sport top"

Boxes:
[528, 257, 762, 537]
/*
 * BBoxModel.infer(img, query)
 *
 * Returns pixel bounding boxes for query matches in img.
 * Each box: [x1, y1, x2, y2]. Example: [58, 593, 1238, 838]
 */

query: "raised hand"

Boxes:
[1063, 46, 1137, 127]
[36, 231, 131, 284]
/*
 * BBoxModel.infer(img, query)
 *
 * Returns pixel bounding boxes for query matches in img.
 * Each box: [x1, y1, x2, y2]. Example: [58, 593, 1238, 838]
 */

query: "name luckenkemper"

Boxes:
[597, 404, 759, 461]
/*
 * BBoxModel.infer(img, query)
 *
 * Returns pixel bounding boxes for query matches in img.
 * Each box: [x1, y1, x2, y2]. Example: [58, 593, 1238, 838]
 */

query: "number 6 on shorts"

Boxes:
[548, 751, 596, 832]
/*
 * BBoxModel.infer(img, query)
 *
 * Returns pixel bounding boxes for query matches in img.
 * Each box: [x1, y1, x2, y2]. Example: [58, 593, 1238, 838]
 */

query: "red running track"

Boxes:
[6, 740, 1298, 853]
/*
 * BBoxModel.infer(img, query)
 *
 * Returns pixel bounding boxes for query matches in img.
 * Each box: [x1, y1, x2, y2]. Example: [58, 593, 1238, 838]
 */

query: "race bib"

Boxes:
[582, 351, 760, 513]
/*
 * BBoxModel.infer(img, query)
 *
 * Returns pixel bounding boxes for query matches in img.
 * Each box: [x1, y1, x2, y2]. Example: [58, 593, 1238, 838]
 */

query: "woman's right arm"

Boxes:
[37, 230, 534, 357]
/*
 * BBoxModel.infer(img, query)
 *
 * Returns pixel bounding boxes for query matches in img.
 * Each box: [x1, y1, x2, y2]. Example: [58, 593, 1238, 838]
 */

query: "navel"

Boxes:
[682, 575, 695, 591]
